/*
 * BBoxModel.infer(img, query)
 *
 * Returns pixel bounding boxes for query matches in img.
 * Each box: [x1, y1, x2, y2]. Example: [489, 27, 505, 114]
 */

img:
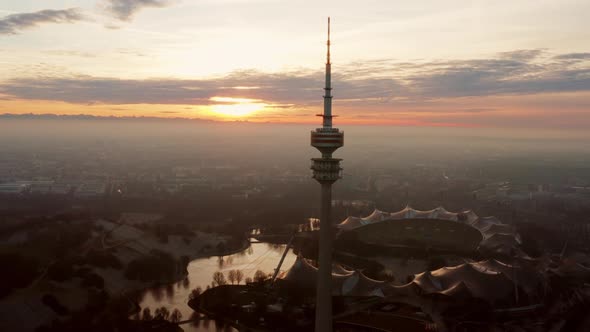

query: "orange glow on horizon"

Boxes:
[206, 96, 267, 118]
[0, 99, 480, 127]
[2, 91, 590, 129]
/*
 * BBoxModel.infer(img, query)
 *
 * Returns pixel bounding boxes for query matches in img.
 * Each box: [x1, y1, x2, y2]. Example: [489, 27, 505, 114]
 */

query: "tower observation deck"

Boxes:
[311, 17, 344, 182]
[310, 17, 343, 332]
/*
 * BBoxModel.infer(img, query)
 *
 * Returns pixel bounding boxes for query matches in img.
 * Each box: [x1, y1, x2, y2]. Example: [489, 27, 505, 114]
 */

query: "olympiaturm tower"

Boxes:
[310, 17, 343, 332]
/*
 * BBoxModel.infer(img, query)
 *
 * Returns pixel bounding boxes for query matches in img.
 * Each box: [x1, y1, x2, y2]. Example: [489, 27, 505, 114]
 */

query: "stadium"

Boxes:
[336, 206, 522, 256]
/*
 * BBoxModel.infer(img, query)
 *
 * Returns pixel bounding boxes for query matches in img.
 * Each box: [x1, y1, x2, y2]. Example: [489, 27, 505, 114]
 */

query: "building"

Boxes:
[309, 17, 344, 332]
[337, 206, 522, 256]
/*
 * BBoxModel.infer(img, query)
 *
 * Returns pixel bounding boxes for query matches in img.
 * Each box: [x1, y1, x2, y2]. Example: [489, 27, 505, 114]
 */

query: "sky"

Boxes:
[0, 0, 589, 128]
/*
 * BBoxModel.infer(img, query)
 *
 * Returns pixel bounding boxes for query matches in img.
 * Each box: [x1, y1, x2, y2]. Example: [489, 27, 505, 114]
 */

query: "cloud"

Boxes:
[0, 8, 85, 35]
[554, 53, 590, 60]
[102, 0, 175, 21]
[348, 50, 590, 100]
[498, 49, 545, 61]
[1, 50, 589, 108]
[43, 50, 97, 58]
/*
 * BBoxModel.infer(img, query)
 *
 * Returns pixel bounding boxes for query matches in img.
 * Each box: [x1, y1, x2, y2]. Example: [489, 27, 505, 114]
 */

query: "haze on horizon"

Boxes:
[0, 0, 589, 129]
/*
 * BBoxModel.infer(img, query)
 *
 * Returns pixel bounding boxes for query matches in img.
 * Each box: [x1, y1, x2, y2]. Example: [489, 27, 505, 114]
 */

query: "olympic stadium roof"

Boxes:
[280, 256, 385, 297]
[386, 259, 545, 305]
[279, 257, 544, 305]
[337, 206, 521, 255]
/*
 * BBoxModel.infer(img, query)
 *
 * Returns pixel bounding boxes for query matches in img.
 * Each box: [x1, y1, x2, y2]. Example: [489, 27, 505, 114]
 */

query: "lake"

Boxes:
[135, 242, 298, 331]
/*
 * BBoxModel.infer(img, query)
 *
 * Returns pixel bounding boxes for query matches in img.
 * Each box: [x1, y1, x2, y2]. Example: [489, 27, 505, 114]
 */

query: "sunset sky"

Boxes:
[1, 0, 589, 128]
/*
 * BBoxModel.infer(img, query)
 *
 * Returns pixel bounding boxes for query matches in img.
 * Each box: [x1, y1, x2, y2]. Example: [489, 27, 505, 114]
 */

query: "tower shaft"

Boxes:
[316, 182, 333, 331]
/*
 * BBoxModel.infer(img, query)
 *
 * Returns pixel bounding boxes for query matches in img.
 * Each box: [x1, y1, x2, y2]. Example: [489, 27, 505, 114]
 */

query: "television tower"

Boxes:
[310, 17, 343, 332]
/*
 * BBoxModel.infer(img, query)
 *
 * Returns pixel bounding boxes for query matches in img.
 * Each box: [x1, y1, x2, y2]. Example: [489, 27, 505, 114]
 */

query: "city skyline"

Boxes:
[1, 0, 590, 128]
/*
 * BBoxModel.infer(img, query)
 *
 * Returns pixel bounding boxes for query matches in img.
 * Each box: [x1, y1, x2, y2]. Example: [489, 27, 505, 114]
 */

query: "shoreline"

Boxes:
[124, 238, 251, 316]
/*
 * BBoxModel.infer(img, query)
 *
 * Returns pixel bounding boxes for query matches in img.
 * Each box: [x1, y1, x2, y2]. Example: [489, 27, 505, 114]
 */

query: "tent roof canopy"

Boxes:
[337, 206, 521, 255]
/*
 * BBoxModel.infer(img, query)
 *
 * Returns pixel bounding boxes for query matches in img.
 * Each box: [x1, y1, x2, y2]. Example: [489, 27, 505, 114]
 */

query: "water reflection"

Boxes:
[136, 242, 297, 332]
[189, 312, 201, 328]
[165, 284, 175, 300]
[149, 287, 163, 302]
[183, 277, 190, 289]
[266, 243, 287, 252]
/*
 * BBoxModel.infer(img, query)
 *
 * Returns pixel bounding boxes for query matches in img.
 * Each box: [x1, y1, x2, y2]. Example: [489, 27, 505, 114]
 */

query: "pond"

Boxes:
[135, 242, 298, 331]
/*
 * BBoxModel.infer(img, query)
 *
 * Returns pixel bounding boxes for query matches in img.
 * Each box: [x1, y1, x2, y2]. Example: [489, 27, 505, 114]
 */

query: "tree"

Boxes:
[170, 308, 182, 323]
[85, 250, 122, 269]
[228, 270, 237, 285]
[253, 270, 268, 283]
[41, 294, 69, 316]
[47, 260, 74, 282]
[212, 271, 227, 286]
[154, 306, 170, 320]
[141, 308, 153, 321]
[124, 250, 177, 282]
[379, 270, 395, 282]
[80, 272, 104, 289]
[0, 253, 39, 299]
[235, 270, 244, 285]
[245, 277, 253, 284]
[189, 287, 202, 301]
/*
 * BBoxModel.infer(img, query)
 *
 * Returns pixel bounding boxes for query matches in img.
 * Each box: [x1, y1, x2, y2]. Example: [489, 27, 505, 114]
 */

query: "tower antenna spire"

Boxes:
[321, 17, 333, 129]
[327, 17, 331, 64]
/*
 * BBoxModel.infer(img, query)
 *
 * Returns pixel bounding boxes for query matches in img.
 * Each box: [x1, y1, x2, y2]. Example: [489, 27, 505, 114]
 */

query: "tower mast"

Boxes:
[323, 17, 332, 129]
[310, 17, 344, 332]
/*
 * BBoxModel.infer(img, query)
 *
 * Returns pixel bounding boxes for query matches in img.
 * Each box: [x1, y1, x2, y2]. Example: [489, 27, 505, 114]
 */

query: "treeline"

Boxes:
[46, 249, 122, 286]
[125, 250, 190, 283]
[134, 221, 195, 244]
[24, 215, 97, 257]
[36, 293, 183, 332]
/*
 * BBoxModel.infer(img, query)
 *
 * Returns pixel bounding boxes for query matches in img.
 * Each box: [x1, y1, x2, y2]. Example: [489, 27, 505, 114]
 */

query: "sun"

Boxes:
[208, 96, 266, 118]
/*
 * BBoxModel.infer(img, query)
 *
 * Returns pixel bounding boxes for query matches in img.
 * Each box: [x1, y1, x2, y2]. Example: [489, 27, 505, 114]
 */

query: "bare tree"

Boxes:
[235, 270, 244, 284]
[228, 270, 237, 285]
[141, 307, 152, 321]
[154, 306, 170, 320]
[170, 308, 182, 323]
[253, 269, 268, 283]
[212, 271, 227, 286]
[189, 286, 202, 301]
